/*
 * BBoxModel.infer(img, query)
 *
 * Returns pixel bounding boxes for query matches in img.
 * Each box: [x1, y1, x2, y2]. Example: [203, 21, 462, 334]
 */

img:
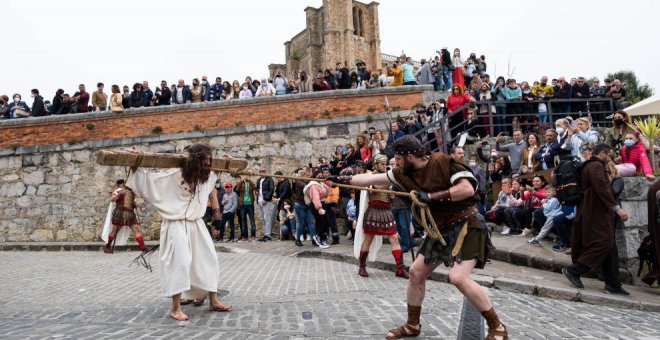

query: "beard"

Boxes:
[182, 145, 213, 185]
[402, 159, 416, 176]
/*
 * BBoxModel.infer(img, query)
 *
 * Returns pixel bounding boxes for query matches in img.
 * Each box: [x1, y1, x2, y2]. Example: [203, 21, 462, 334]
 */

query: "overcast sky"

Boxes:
[3, 0, 658, 105]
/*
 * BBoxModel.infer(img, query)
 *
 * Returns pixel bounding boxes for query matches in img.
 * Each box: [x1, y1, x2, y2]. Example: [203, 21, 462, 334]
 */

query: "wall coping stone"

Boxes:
[3, 112, 399, 156]
[0, 85, 433, 128]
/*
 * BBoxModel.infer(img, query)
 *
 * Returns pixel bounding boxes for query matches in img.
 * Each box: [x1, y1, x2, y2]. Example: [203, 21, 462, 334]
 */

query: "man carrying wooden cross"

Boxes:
[331, 135, 507, 340]
[124, 144, 233, 321]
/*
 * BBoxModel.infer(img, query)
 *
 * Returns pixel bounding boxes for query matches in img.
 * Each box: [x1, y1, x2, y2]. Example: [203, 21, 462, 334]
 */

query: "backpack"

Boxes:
[637, 234, 656, 277]
[552, 156, 582, 205]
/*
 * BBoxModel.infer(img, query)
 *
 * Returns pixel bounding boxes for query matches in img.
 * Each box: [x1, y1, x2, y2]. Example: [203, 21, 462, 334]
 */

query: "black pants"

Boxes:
[312, 207, 329, 241]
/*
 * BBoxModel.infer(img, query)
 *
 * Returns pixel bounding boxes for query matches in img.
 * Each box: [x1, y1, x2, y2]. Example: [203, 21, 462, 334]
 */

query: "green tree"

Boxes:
[606, 70, 654, 105]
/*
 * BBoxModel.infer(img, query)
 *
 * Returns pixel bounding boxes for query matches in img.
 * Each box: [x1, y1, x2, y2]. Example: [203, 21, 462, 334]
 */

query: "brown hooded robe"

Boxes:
[571, 158, 617, 269]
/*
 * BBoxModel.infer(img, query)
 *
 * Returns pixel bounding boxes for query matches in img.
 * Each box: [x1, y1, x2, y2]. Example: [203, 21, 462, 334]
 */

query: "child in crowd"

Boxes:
[488, 178, 512, 228]
[528, 186, 562, 246]
[502, 179, 525, 235]
[345, 190, 357, 241]
[279, 199, 296, 241]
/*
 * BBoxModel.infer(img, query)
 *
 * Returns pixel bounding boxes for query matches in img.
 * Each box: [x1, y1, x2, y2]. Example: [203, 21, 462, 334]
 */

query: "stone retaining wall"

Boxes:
[0, 113, 401, 242]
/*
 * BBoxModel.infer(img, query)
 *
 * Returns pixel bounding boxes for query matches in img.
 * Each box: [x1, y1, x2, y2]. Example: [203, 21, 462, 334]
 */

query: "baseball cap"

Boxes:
[224, 182, 232, 188]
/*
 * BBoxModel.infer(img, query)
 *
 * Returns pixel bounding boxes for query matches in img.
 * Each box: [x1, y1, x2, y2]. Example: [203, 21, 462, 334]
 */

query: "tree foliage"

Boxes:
[607, 70, 654, 105]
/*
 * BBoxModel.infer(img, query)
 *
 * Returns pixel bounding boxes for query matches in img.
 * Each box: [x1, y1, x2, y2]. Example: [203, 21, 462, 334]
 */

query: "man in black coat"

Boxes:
[274, 171, 291, 211]
[30, 89, 47, 117]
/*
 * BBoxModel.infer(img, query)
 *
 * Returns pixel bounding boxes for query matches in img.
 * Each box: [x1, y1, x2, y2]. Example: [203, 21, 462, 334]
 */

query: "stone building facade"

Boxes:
[272, 0, 382, 79]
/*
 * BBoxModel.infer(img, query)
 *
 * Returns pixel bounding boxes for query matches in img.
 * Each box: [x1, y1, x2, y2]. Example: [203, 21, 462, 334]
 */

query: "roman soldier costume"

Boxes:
[102, 179, 146, 253]
[356, 155, 409, 279]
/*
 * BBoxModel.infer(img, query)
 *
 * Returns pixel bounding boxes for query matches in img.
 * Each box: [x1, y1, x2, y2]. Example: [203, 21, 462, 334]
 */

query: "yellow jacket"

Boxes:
[387, 65, 403, 86]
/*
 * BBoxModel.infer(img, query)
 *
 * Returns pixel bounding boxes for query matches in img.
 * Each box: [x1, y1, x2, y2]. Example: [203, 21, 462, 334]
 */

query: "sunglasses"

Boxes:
[579, 147, 590, 151]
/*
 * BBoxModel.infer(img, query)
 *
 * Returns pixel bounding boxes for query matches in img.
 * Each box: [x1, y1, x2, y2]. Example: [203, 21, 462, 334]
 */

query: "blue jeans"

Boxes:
[442, 67, 452, 90]
[434, 76, 443, 91]
[495, 106, 507, 134]
[294, 203, 317, 240]
[239, 204, 256, 238]
[533, 208, 546, 228]
[216, 212, 235, 240]
[392, 208, 412, 252]
[280, 218, 296, 236]
[276, 89, 287, 95]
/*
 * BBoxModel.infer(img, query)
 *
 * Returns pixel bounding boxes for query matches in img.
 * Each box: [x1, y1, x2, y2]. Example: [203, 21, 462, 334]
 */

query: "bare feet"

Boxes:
[170, 309, 189, 321]
[209, 300, 233, 312]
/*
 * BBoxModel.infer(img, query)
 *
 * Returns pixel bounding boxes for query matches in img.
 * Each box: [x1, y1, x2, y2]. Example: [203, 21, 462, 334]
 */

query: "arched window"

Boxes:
[353, 6, 359, 36]
[358, 8, 364, 37]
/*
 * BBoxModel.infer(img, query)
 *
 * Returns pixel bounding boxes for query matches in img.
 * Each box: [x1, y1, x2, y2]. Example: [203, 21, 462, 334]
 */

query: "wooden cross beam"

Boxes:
[95, 150, 248, 173]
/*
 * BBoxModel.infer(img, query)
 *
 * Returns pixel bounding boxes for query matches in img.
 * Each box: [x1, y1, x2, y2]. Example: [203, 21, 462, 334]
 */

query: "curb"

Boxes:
[295, 250, 660, 313]
[490, 242, 634, 284]
[0, 242, 231, 253]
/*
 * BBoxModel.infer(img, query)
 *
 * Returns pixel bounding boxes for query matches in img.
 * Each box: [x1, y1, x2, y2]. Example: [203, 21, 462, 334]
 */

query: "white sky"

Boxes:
[2, 0, 658, 106]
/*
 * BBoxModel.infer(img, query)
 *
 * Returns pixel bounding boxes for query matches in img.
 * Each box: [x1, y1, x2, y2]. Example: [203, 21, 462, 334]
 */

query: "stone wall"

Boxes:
[0, 113, 399, 243]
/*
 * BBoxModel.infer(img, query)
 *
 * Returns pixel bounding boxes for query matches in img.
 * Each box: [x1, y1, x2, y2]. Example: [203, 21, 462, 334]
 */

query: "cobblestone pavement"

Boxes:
[1, 251, 659, 339]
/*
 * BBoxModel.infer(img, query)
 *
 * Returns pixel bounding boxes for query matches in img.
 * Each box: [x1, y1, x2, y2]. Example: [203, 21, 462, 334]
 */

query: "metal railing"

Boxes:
[411, 97, 616, 152]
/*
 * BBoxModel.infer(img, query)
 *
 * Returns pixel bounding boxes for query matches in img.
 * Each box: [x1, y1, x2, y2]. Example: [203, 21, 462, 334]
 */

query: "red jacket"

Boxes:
[446, 93, 471, 118]
[620, 142, 652, 176]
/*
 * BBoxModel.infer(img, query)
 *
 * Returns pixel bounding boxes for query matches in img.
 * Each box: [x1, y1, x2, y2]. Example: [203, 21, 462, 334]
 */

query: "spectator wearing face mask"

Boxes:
[239, 83, 253, 98]
[200, 76, 211, 101]
[8, 93, 31, 118]
[604, 110, 635, 151]
[30, 89, 47, 117]
[255, 79, 276, 97]
[0, 95, 9, 119]
[616, 132, 654, 179]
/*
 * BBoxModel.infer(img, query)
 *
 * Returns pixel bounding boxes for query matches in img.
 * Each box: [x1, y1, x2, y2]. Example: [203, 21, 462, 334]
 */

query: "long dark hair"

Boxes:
[182, 144, 212, 185]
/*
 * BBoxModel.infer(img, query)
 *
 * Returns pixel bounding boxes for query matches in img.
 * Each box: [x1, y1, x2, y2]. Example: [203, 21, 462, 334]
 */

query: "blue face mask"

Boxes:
[624, 139, 636, 147]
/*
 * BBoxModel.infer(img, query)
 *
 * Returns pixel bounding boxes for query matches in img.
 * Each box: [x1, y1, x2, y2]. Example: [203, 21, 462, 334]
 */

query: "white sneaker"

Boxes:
[501, 227, 511, 235]
[521, 228, 533, 237]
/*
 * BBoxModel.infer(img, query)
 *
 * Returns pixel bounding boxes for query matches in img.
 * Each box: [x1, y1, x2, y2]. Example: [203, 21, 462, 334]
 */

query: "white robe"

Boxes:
[127, 168, 219, 299]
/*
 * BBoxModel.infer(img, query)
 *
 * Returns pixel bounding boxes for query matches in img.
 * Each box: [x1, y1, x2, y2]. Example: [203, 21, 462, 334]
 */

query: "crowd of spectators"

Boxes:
[1, 47, 626, 125]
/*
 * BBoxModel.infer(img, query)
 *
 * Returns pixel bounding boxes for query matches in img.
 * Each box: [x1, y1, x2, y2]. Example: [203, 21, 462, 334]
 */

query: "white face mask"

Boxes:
[284, 205, 291, 210]
[14, 97, 20, 103]
[556, 127, 564, 135]
[469, 161, 477, 167]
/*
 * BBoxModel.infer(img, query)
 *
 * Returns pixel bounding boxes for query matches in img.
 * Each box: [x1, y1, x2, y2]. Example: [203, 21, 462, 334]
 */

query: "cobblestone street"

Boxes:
[1, 250, 659, 339]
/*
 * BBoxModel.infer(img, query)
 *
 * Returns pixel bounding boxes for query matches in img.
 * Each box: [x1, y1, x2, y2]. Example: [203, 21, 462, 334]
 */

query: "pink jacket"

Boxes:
[304, 182, 328, 210]
[620, 143, 652, 176]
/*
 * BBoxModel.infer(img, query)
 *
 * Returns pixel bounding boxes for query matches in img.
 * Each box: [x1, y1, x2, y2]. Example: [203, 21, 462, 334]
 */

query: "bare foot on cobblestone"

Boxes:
[209, 301, 232, 312]
[170, 309, 189, 321]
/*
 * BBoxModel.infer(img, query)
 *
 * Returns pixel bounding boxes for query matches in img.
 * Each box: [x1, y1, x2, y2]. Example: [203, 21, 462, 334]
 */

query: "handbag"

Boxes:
[14, 107, 30, 117]
[611, 177, 625, 198]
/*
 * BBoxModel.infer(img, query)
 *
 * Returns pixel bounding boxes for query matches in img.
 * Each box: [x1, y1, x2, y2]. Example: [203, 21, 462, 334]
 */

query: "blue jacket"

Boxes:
[209, 84, 224, 101]
[502, 86, 522, 101]
[171, 85, 191, 104]
[535, 141, 559, 169]
[387, 130, 405, 145]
